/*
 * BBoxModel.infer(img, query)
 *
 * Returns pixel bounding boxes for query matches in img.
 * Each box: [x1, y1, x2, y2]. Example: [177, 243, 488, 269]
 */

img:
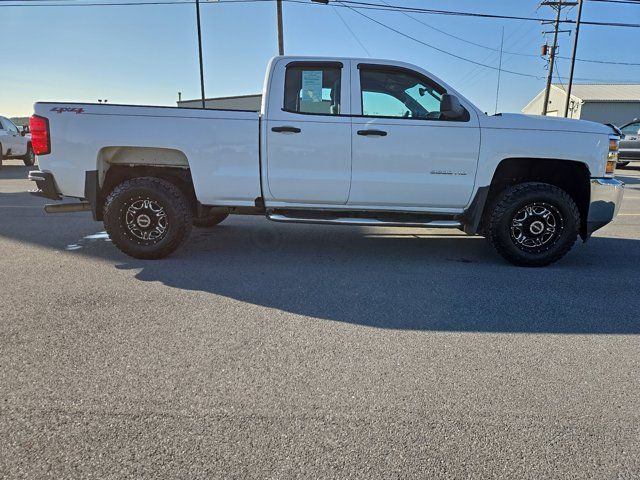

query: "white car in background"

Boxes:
[0, 116, 35, 169]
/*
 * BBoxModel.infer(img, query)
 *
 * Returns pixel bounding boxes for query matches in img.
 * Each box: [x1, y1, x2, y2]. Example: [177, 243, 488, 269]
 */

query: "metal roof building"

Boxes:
[522, 84, 640, 126]
[177, 94, 262, 111]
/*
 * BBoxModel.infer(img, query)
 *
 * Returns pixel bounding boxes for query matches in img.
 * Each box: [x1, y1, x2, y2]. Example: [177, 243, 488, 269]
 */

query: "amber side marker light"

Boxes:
[606, 137, 619, 176]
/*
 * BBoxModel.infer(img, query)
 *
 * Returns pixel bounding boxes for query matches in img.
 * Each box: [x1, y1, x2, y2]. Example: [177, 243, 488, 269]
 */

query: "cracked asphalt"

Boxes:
[1, 159, 639, 479]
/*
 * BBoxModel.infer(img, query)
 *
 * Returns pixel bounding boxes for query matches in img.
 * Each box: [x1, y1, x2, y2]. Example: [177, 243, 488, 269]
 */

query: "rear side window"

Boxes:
[283, 65, 341, 115]
[0, 118, 6, 130]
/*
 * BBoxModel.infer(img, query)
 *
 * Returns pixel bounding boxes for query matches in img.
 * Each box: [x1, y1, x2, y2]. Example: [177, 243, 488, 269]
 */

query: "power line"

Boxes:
[332, 5, 371, 56]
[587, 0, 640, 4]
[340, 3, 545, 79]
[4, 0, 640, 31]
[334, 0, 640, 29]
[375, 0, 640, 66]
[0, 0, 279, 6]
[5, 0, 640, 29]
[339, 2, 638, 83]
[461, 13, 541, 88]
[1, 0, 638, 66]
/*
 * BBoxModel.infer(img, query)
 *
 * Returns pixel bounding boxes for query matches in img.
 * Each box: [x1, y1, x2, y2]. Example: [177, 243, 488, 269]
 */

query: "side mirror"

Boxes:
[440, 94, 465, 120]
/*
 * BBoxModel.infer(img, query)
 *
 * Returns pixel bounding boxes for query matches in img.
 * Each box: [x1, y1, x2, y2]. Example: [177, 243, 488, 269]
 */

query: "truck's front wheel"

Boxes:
[103, 177, 193, 259]
[487, 182, 580, 267]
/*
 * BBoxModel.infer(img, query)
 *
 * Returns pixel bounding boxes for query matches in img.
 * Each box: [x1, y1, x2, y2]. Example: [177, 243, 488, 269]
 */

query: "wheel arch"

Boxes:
[467, 157, 591, 240]
[94, 146, 196, 221]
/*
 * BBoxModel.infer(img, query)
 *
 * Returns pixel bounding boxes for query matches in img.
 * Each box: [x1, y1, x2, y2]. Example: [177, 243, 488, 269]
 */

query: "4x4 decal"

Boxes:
[50, 107, 84, 114]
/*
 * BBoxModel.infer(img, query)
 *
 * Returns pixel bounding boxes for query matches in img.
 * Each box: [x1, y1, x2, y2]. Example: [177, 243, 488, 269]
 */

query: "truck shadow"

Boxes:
[113, 221, 639, 334]
[1, 185, 639, 334]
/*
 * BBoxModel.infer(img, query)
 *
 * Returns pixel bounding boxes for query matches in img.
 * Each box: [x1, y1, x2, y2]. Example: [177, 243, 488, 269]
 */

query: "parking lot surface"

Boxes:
[1, 159, 639, 479]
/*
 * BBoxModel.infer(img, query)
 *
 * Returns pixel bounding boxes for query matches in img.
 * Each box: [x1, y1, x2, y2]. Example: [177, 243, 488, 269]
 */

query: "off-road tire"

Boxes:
[22, 144, 35, 167]
[487, 182, 580, 267]
[193, 211, 229, 228]
[103, 177, 193, 259]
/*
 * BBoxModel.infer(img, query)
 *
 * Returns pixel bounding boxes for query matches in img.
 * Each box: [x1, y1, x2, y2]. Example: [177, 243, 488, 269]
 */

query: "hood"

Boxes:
[480, 113, 613, 135]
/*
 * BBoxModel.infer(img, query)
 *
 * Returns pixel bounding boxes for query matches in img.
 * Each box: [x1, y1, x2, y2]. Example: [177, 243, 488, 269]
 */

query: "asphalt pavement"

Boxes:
[1, 159, 639, 479]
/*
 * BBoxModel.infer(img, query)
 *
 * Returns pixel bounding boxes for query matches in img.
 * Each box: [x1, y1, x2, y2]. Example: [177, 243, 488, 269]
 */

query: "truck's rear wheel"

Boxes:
[487, 182, 579, 267]
[193, 211, 229, 228]
[103, 177, 192, 259]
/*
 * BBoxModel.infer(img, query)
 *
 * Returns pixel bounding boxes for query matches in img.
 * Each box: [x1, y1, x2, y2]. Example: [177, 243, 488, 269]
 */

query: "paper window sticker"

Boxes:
[301, 70, 323, 103]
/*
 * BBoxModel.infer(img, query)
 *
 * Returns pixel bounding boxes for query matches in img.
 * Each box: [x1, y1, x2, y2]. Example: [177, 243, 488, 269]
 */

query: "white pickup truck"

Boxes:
[29, 56, 624, 266]
[0, 116, 35, 168]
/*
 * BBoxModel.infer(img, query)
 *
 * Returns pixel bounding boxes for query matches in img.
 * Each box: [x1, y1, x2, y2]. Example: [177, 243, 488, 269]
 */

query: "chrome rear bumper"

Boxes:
[587, 178, 624, 235]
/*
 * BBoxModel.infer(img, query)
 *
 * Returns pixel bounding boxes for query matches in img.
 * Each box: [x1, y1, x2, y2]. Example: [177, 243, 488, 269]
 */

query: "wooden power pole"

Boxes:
[277, 0, 284, 55]
[195, 0, 206, 108]
[540, 0, 576, 115]
[564, 0, 584, 117]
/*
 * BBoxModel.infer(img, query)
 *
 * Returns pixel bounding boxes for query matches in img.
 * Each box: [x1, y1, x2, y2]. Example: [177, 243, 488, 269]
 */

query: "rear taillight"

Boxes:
[29, 115, 51, 155]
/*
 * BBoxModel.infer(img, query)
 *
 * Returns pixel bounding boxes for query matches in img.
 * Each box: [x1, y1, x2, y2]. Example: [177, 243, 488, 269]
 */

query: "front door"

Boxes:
[265, 61, 351, 205]
[0, 118, 20, 156]
[349, 64, 480, 210]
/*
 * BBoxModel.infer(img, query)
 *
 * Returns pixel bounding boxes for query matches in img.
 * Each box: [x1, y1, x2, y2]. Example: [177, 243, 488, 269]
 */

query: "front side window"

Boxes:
[284, 65, 341, 115]
[621, 122, 640, 135]
[5, 120, 18, 134]
[360, 68, 447, 120]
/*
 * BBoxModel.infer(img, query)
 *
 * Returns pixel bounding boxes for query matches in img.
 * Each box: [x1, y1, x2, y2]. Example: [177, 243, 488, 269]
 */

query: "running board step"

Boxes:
[267, 213, 462, 228]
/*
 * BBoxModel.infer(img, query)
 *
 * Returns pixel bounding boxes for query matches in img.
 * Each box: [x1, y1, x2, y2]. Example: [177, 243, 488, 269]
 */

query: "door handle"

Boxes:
[271, 126, 301, 133]
[357, 129, 387, 137]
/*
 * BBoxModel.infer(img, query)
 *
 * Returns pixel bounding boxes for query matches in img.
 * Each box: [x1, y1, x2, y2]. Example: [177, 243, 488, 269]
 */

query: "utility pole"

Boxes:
[540, 0, 576, 115]
[195, 0, 206, 108]
[494, 27, 505, 115]
[541, 1, 562, 116]
[564, 0, 584, 117]
[277, 0, 284, 55]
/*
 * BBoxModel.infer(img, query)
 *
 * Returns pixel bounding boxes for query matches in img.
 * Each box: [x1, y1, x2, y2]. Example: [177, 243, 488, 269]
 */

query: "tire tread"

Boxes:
[487, 182, 580, 267]
[103, 177, 192, 259]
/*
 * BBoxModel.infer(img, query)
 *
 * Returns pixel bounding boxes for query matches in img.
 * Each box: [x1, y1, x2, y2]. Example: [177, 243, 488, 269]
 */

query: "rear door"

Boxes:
[264, 60, 351, 205]
[349, 63, 480, 210]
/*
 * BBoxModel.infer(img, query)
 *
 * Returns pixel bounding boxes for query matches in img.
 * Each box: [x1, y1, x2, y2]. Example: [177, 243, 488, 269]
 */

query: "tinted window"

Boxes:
[621, 122, 640, 135]
[284, 65, 341, 115]
[360, 68, 446, 120]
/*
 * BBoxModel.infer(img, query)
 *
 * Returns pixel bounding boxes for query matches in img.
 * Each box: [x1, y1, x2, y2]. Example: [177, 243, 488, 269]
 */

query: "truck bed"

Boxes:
[33, 102, 261, 206]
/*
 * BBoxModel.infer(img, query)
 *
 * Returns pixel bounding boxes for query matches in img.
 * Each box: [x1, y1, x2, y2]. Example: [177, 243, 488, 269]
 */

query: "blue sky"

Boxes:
[1, 0, 639, 117]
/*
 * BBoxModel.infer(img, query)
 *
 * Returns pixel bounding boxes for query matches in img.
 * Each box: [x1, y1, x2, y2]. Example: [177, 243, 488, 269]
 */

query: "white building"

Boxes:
[177, 94, 262, 111]
[522, 84, 640, 126]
